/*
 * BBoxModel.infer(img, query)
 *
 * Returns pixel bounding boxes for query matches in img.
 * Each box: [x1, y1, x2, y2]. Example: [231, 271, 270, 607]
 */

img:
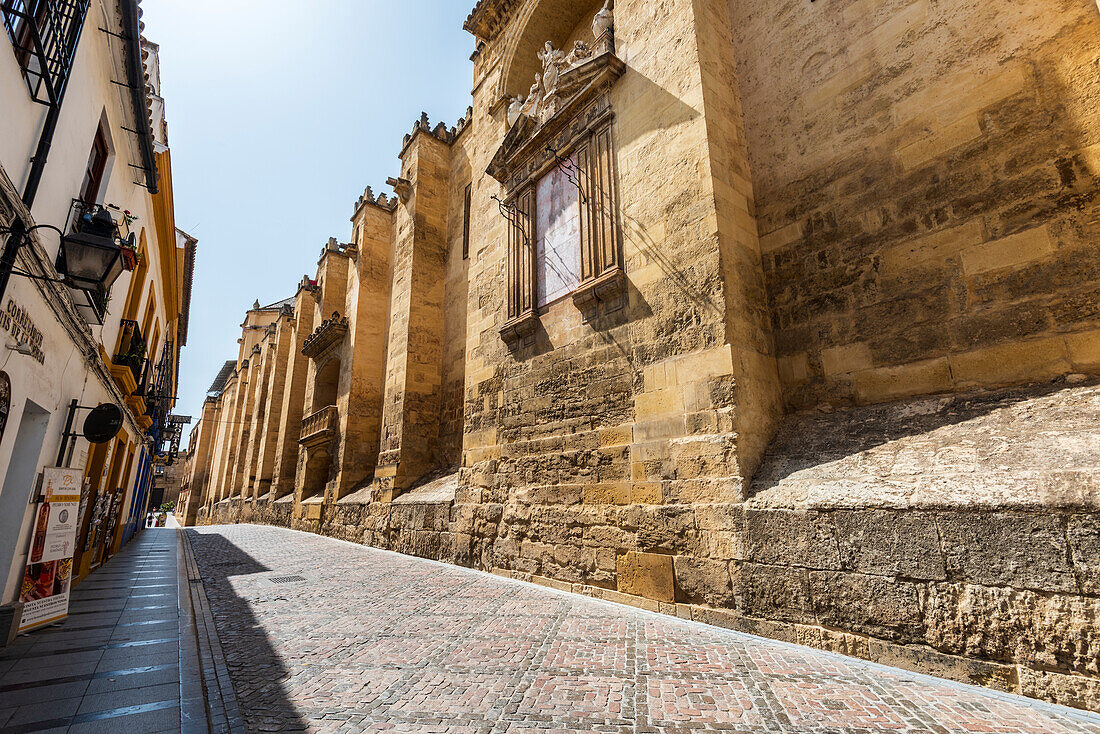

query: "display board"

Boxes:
[19, 467, 82, 632]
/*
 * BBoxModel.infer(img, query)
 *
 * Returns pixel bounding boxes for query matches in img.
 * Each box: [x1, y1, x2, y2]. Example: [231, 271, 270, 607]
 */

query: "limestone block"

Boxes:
[616, 551, 675, 602]
[620, 504, 699, 555]
[583, 483, 631, 505]
[515, 485, 583, 506]
[744, 509, 841, 570]
[897, 116, 983, 170]
[833, 510, 946, 580]
[1068, 515, 1100, 595]
[961, 225, 1053, 276]
[599, 425, 633, 447]
[699, 530, 746, 561]
[777, 352, 809, 384]
[759, 221, 802, 254]
[737, 562, 813, 623]
[821, 342, 873, 376]
[630, 482, 663, 504]
[1019, 667, 1100, 713]
[695, 504, 745, 532]
[635, 388, 684, 419]
[878, 220, 985, 277]
[865, 639, 1019, 693]
[809, 571, 924, 643]
[936, 512, 1076, 593]
[851, 358, 953, 404]
[923, 583, 1100, 675]
[673, 555, 734, 606]
[948, 338, 1070, 388]
[1067, 330, 1100, 370]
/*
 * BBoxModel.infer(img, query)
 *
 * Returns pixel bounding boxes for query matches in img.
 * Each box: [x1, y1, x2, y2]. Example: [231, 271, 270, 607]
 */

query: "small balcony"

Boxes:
[302, 312, 349, 361]
[109, 319, 146, 395]
[299, 405, 338, 447]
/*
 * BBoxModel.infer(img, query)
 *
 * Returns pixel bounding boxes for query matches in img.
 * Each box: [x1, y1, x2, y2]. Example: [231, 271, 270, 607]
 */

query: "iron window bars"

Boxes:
[1, 0, 90, 107]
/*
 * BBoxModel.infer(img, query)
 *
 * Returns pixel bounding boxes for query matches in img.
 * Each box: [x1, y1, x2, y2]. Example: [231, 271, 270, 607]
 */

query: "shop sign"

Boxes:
[0, 372, 9, 443]
[19, 467, 82, 632]
[0, 300, 45, 364]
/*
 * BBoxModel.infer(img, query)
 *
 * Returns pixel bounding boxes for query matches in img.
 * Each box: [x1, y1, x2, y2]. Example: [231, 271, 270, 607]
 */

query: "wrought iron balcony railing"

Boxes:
[112, 319, 146, 389]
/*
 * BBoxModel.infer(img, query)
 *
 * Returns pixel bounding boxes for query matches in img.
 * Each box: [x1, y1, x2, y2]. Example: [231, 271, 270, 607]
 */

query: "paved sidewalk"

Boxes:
[0, 529, 188, 733]
[188, 524, 1100, 734]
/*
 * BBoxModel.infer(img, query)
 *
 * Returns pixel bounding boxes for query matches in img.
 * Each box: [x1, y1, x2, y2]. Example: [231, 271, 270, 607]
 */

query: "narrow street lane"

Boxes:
[187, 525, 1100, 734]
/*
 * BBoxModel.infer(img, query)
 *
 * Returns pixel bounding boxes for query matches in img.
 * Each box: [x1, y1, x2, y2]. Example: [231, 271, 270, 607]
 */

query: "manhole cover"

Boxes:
[267, 576, 306, 585]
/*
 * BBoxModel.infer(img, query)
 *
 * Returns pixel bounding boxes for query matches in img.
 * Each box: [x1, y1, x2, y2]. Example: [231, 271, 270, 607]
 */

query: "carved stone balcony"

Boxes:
[299, 405, 338, 447]
[302, 312, 349, 361]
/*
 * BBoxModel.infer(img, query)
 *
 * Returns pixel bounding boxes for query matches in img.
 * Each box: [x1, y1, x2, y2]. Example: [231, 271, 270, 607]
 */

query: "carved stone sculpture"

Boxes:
[593, 0, 614, 54]
[537, 41, 566, 98]
[565, 40, 592, 67]
[507, 95, 526, 127]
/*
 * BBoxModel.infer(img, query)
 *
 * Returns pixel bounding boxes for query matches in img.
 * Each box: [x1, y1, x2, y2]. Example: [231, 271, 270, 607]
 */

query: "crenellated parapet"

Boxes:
[354, 185, 397, 215]
[401, 111, 466, 154]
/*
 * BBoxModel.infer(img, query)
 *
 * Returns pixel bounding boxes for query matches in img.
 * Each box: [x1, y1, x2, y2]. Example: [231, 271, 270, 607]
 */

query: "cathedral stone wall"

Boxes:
[188, 0, 1100, 712]
[730, 0, 1100, 410]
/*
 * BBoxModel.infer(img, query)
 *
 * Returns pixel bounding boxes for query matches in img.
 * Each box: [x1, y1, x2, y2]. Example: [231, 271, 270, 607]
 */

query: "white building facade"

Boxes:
[0, 0, 192, 628]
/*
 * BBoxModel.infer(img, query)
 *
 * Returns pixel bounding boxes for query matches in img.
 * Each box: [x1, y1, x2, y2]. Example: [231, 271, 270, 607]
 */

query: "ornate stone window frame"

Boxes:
[490, 44, 626, 346]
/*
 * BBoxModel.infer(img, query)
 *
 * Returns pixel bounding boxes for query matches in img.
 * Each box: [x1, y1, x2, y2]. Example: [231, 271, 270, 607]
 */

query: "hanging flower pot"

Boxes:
[120, 246, 139, 271]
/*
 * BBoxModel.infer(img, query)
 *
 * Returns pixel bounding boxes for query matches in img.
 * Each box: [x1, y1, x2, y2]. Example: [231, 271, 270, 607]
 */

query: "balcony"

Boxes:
[299, 405, 338, 447]
[302, 312, 349, 361]
[111, 319, 146, 393]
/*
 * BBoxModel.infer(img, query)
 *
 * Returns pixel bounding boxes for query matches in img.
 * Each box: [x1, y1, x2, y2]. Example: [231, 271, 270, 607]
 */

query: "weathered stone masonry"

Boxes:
[186, 0, 1100, 712]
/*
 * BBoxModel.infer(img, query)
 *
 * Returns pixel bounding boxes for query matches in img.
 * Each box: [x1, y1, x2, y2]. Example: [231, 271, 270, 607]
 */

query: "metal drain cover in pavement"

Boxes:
[267, 576, 306, 585]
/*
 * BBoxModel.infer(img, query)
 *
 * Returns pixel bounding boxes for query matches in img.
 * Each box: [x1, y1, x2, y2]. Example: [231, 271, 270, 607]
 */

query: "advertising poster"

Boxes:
[19, 467, 82, 632]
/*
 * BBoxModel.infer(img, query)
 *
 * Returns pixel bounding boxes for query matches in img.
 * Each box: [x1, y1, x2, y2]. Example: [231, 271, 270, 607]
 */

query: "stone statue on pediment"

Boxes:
[565, 40, 592, 68]
[593, 0, 613, 38]
[507, 95, 526, 127]
[538, 41, 566, 98]
[593, 0, 614, 54]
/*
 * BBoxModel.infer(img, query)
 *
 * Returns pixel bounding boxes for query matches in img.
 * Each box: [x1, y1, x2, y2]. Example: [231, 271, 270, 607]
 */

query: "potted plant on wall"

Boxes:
[108, 206, 141, 271]
[119, 235, 140, 271]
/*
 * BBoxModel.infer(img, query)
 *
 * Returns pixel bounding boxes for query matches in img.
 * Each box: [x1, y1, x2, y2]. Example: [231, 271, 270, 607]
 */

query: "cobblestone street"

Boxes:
[187, 525, 1100, 734]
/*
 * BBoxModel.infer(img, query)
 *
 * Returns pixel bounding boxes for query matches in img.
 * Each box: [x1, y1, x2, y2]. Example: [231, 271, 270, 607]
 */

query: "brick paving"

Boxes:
[187, 524, 1100, 734]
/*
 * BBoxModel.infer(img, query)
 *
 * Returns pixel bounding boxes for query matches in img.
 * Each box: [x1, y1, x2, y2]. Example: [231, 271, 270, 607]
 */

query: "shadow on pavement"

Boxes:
[186, 529, 309, 733]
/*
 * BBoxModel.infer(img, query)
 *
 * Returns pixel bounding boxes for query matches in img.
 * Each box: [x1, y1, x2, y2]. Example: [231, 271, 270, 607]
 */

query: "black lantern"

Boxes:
[57, 207, 125, 292]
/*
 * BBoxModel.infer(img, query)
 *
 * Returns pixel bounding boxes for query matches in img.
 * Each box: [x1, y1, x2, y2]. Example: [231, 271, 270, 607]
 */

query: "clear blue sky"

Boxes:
[140, 1, 476, 442]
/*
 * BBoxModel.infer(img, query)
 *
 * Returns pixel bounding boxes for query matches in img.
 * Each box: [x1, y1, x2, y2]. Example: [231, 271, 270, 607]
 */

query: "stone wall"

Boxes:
[202, 378, 1100, 711]
[187, 0, 1100, 713]
[730, 0, 1100, 411]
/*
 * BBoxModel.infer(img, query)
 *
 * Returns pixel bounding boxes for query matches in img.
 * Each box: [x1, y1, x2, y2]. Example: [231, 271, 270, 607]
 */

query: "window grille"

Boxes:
[1, 0, 91, 106]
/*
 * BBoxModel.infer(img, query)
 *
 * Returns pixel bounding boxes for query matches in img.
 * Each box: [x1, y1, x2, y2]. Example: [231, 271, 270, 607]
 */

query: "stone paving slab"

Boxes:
[0, 528, 207, 733]
[188, 524, 1100, 734]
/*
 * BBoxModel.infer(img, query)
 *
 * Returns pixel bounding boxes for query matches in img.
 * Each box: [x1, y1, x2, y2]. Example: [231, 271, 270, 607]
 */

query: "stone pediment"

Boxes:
[488, 50, 625, 189]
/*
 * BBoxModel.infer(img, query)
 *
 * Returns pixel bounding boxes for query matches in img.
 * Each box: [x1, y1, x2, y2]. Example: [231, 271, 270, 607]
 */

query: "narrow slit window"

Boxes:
[462, 183, 472, 260]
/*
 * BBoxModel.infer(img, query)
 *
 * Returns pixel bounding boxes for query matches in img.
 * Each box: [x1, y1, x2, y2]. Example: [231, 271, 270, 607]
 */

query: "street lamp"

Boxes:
[55, 206, 125, 293]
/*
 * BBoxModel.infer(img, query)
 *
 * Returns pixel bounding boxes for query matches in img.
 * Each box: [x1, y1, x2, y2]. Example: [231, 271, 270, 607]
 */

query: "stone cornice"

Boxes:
[464, 0, 522, 41]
